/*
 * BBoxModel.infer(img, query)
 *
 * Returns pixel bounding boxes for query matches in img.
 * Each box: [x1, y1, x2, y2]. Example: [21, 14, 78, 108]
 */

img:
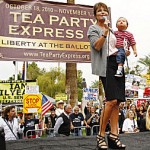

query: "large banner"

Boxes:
[0, 80, 37, 104]
[0, 0, 96, 62]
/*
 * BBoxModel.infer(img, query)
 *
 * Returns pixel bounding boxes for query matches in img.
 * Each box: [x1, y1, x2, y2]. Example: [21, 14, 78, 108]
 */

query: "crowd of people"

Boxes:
[0, 99, 150, 142]
[0, 4, 149, 150]
[118, 100, 150, 134]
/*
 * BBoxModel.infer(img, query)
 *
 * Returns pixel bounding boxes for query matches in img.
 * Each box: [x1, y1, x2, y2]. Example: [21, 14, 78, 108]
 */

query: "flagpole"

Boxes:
[24, 61, 27, 80]
[15, 61, 18, 80]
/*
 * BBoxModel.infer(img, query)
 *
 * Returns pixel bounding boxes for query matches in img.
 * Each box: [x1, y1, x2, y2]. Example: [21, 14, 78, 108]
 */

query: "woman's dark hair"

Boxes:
[3, 106, 15, 120]
[139, 105, 145, 113]
[93, 2, 109, 16]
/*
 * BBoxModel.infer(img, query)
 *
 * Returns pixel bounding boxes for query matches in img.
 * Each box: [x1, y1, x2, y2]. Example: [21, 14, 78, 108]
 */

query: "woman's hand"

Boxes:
[104, 19, 110, 30]
[103, 20, 110, 35]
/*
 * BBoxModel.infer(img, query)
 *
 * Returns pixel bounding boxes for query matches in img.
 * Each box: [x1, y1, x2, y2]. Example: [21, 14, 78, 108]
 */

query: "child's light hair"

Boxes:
[125, 109, 135, 118]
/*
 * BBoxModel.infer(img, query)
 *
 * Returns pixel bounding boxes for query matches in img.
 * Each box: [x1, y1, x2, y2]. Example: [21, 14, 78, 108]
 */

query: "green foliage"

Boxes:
[9, 62, 85, 101]
[77, 70, 84, 102]
[27, 62, 45, 80]
[138, 54, 150, 74]
[37, 67, 66, 98]
[77, 70, 83, 89]
[8, 72, 22, 81]
[90, 80, 99, 88]
[125, 65, 143, 76]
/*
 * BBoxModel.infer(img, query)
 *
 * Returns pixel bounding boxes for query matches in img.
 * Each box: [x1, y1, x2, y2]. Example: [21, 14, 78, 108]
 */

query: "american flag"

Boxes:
[42, 94, 53, 116]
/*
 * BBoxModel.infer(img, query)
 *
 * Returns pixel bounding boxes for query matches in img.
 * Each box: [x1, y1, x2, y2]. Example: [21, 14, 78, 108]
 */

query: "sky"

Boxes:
[0, 0, 150, 87]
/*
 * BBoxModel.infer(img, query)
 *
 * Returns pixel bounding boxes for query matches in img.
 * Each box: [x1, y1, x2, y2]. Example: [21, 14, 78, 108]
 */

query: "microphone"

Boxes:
[103, 16, 114, 33]
[102, 16, 108, 20]
[103, 16, 110, 26]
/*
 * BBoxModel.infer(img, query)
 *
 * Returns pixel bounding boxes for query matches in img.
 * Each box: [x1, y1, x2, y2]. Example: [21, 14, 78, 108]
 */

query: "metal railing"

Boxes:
[71, 126, 91, 136]
[71, 125, 100, 136]
[25, 125, 100, 139]
[91, 125, 100, 135]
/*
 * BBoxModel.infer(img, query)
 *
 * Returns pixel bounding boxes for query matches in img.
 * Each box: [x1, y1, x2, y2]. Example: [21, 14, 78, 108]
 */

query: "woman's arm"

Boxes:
[94, 29, 109, 51]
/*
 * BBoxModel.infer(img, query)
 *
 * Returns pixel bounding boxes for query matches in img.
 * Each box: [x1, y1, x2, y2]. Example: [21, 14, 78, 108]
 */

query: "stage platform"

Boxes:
[6, 132, 150, 150]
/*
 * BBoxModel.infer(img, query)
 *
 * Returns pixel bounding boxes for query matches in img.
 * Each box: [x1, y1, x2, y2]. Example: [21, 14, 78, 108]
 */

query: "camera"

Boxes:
[95, 114, 98, 117]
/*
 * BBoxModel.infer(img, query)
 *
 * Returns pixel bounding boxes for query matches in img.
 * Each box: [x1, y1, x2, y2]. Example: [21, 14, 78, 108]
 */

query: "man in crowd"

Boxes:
[54, 104, 72, 136]
[44, 107, 57, 136]
[55, 100, 64, 116]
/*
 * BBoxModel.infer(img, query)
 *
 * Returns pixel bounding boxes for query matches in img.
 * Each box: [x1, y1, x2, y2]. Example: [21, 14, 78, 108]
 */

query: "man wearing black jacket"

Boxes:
[54, 104, 72, 136]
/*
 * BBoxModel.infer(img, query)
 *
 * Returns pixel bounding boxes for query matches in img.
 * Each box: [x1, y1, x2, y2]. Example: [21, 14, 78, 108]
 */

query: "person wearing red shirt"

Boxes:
[114, 17, 137, 77]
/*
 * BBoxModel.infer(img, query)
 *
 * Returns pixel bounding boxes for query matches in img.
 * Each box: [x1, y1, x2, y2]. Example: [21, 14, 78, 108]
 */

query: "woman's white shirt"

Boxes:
[122, 118, 138, 133]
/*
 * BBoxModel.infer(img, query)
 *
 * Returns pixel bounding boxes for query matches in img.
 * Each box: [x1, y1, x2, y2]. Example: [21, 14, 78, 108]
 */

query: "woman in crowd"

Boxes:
[122, 110, 139, 133]
[130, 104, 138, 120]
[137, 105, 145, 127]
[86, 106, 100, 135]
[70, 106, 89, 136]
[87, 2, 130, 150]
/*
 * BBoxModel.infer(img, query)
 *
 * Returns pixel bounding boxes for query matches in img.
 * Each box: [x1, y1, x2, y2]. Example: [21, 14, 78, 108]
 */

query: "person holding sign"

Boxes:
[23, 113, 39, 138]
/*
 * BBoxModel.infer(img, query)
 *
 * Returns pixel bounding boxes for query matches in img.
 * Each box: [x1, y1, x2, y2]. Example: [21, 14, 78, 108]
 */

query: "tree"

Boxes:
[66, 63, 78, 107]
[77, 70, 85, 102]
[124, 65, 143, 76]
[27, 62, 45, 80]
[90, 80, 99, 88]
[138, 54, 150, 74]
[37, 67, 66, 98]
[66, 0, 78, 108]
[8, 72, 22, 81]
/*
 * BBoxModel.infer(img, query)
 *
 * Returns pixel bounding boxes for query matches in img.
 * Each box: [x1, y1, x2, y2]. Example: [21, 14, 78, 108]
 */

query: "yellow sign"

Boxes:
[23, 94, 42, 113]
[55, 93, 67, 101]
[0, 80, 37, 104]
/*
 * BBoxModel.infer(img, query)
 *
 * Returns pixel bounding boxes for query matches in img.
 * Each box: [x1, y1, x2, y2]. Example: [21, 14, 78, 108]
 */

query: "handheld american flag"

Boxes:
[42, 94, 53, 116]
